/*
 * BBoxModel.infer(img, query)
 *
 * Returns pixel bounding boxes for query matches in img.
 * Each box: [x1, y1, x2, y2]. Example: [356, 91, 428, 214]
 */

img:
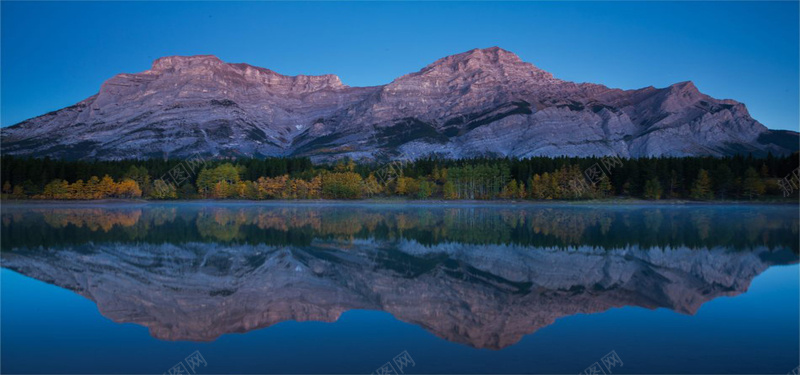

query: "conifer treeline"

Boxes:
[1, 153, 797, 200]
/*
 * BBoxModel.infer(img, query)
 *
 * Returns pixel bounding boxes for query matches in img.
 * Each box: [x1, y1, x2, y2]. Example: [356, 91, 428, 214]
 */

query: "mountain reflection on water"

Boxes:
[1, 203, 797, 349]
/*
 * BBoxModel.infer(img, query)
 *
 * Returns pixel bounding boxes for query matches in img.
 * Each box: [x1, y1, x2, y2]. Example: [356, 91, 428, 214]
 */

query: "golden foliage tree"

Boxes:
[322, 172, 363, 199]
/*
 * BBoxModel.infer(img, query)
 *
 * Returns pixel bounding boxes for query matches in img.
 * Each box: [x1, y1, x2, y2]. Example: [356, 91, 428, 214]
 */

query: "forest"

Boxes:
[1, 153, 798, 201]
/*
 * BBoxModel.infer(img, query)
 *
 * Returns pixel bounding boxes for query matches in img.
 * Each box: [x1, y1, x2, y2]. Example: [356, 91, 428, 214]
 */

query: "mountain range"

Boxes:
[2, 47, 797, 161]
[2, 204, 797, 348]
[4, 238, 791, 349]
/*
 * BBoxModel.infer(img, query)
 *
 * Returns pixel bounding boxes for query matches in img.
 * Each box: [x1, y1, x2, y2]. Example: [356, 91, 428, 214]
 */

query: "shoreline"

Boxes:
[1, 198, 798, 206]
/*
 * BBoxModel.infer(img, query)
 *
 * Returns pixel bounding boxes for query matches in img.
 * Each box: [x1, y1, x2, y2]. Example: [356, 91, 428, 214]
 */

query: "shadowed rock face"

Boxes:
[2, 47, 796, 161]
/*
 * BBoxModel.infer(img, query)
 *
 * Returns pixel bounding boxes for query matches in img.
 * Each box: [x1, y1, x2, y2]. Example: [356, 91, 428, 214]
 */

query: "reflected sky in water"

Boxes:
[1, 203, 798, 374]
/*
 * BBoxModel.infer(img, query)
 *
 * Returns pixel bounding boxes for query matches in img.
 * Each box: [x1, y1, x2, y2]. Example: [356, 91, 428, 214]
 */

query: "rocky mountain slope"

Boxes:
[2, 239, 793, 349]
[2, 47, 797, 161]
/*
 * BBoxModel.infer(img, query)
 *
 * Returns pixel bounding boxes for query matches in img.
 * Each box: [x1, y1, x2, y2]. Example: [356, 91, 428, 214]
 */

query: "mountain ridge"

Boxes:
[4, 240, 790, 348]
[2, 47, 797, 161]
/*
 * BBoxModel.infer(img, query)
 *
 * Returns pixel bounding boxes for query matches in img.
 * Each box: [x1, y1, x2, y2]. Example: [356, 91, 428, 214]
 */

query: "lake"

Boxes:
[1, 202, 798, 374]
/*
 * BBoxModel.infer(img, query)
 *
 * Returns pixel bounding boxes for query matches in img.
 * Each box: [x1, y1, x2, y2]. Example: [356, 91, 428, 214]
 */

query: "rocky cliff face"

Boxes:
[2, 240, 793, 349]
[2, 47, 796, 161]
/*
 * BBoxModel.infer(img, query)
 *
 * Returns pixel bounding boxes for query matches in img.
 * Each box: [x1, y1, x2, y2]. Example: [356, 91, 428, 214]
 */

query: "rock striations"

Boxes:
[2, 47, 797, 161]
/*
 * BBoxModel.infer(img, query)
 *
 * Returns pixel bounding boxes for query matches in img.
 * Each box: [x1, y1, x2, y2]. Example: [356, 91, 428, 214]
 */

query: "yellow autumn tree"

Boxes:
[394, 176, 419, 196]
[322, 172, 363, 199]
[256, 175, 289, 199]
[308, 175, 322, 199]
[362, 174, 382, 197]
[86, 176, 102, 199]
[98, 175, 116, 198]
[41, 179, 70, 199]
[150, 179, 178, 199]
[115, 179, 142, 198]
[68, 180, 85, 199]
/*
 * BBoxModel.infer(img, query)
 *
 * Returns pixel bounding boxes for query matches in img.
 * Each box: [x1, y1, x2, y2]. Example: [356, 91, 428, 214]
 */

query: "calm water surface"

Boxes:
[1, 202, 798, 374]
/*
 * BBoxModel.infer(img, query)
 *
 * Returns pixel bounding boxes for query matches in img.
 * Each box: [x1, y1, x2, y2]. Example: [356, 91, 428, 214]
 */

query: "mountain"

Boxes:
[2, 204, 797, 348]
[3, 240, 792, 349]
[2, 47, 797, 161]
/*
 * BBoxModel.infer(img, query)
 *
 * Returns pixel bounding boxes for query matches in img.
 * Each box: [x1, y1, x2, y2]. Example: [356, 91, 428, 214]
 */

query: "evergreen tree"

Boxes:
[443, 181, 457, 199]
[597, 176, 614, 198]
[690, 169, 714, 200]
[667, 169, 681, 198]
[643, 177, 663, 200]
[742, 167, 765, 199]
[418, 180, 433, 199]
[712, 165, 734, 199]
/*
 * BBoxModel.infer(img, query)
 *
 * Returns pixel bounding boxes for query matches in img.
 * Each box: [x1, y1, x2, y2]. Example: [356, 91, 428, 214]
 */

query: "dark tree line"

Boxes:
[1, 152, 797, 200]
[391, 153, 798, 198]
[0, 156, 314, 190]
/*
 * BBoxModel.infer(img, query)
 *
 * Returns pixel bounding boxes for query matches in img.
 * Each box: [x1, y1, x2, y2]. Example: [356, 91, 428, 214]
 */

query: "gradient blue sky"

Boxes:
[2, 1, 798, 131]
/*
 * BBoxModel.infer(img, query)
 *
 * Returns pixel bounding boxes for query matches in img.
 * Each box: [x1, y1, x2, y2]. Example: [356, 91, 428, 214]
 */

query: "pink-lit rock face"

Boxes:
[1, 47, 796, 161]
[2, 239, 793, 349]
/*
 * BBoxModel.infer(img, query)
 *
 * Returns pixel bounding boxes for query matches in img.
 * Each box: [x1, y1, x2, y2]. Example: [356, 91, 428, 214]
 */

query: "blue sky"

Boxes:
[2, 1, 798, 131]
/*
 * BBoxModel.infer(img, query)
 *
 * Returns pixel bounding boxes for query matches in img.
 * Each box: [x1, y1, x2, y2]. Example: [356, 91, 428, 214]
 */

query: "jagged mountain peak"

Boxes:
[150, 54, 225, 72]
[145, 54, 346, 91]
[406, 46, 555, 83]
[1, 48, 797, 161]
[666, 80, 702, 96]
[672, 80, 697, 90]
[448, 46, 524, 65]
